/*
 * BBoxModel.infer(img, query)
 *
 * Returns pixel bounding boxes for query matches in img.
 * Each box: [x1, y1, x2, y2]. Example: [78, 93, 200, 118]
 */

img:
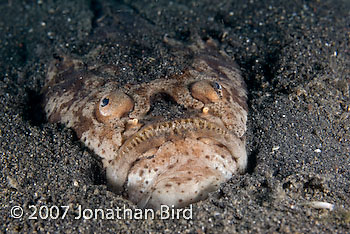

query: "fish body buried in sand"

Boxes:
[43, 38, 248, 209]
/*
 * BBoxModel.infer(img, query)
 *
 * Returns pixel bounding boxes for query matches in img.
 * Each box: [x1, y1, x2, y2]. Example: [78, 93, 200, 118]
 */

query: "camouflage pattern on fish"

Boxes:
[42, 3, 248, 209]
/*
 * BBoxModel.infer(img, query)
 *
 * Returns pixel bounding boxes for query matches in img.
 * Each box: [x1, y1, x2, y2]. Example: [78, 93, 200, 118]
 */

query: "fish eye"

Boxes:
[190, 80, 222, 103]
[213, 82, 222, 92]
[101, 97, 109, 107]
[212, 82, 223, 98]
[96, 92, 134, 122]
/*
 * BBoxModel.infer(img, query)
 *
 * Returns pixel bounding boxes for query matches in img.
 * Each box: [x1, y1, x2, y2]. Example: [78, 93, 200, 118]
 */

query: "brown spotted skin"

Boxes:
[43, 38, 248, 209]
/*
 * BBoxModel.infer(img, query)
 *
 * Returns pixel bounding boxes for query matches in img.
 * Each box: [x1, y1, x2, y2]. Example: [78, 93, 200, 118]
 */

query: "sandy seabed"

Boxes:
[0, 0, 349, 233]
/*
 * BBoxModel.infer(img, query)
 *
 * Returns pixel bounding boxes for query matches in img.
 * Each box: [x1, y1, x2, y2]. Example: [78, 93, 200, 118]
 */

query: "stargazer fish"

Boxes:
[43, 32, 248, 209]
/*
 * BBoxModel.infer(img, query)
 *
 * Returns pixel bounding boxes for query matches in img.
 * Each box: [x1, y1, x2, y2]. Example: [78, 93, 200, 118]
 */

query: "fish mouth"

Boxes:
[121, 117, 230, 154]
[105, 117, 247, 206]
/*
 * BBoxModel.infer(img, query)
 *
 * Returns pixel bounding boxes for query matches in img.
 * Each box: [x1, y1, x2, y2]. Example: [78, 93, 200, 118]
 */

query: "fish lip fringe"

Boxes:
[118, 117, 233, 159]
[105, 117, 246, 195]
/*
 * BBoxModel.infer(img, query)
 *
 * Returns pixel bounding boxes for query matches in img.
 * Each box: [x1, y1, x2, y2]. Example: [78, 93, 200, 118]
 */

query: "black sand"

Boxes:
[1, 0, 349, 233]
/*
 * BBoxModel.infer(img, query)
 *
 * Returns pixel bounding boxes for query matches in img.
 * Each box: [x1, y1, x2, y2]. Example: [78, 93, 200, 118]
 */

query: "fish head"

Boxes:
[43, 42, 248, 209]
[99, 48, 248, 209]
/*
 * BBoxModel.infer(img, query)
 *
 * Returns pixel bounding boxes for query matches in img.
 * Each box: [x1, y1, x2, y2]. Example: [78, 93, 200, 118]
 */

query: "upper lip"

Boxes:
[119, 117, 229, 156]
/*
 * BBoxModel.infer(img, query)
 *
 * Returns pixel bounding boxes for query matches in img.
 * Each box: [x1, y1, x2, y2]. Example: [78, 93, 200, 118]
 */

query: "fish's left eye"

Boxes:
[96, 92, 134, 122]
[212, 82, 223, 98]
[101, 98, 109, 107]
[190, 80, 223, 103]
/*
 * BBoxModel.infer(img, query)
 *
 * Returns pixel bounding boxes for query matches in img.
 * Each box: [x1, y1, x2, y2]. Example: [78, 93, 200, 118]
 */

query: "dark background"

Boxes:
[0, 0, 349, 232]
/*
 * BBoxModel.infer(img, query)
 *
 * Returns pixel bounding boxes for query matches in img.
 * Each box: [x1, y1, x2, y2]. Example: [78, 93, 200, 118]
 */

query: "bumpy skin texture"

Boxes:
[43, 38, 248, 209]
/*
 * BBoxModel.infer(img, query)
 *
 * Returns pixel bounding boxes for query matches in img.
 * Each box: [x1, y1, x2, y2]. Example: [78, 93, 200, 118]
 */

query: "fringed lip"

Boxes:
[105, 117, 246, 194]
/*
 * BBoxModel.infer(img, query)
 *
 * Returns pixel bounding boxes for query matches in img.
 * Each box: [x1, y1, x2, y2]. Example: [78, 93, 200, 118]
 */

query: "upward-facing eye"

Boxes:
[96, 91, 134, 122]
[190, 80, 223, 103]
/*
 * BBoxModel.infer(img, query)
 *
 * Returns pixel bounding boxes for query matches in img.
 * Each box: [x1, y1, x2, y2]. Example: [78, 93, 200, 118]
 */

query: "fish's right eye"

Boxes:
[96, 92, 134, 122]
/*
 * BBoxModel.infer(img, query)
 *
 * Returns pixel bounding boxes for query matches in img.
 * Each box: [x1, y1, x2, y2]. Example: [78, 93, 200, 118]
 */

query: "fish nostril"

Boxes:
[147, 92, 187, 119]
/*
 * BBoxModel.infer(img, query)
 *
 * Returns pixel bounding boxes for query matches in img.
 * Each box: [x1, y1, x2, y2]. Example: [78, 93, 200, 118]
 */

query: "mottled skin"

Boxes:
[43, 38, 248, 209]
